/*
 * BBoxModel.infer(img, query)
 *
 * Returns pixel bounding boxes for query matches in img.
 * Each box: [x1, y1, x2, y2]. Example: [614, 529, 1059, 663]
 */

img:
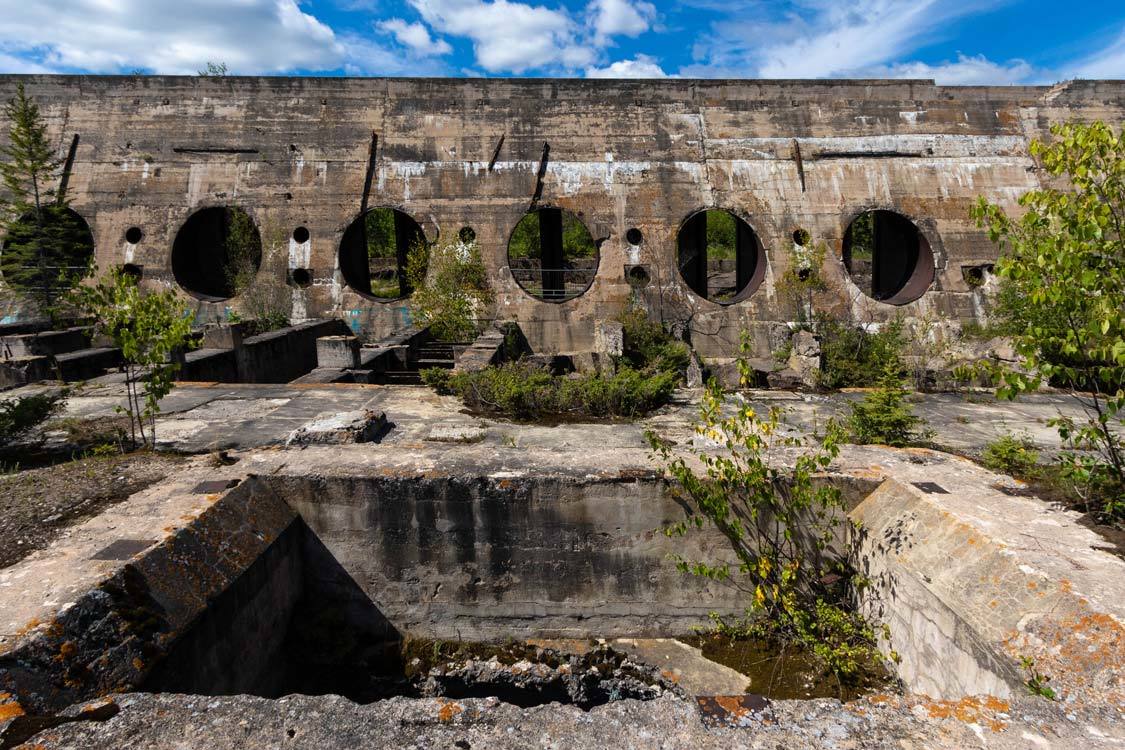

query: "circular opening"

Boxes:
[124, 226, 143, 244]
[290, 267, 312, 288]
[507, 208, 599, 302]
[843, 210, 934, 305]
[458, 226, 476, 244]
[292, 226, 310, 244]
[676, 209, 766, 304]
[338, 207, 425, 300]
[0, 206, 95, 294]
[626, 265, 650, 287]
[625, 227, 644, 246]
[120, 263, 143, 282]
[172, 206, 262, 301]
[792, 228, 811, 247]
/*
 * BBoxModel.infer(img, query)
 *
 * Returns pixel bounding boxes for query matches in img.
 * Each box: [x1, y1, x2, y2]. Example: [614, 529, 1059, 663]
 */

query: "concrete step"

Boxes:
[381, 371, 423, 385]
[416, 358, 454, 369]
[53, 347, 123, 382]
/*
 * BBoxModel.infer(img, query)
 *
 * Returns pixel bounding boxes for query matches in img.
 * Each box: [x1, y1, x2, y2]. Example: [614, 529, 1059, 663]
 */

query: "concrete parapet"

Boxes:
[316, 335, 361, 369]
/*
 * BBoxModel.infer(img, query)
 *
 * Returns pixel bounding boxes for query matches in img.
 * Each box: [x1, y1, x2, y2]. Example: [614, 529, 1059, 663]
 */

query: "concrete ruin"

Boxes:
[0, 75, 1123, 359]
[0, 75, 1123, 748]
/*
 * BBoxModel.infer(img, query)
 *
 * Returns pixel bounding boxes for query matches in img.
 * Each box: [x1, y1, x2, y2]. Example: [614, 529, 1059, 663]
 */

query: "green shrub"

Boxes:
[0, 391, 66, 446]
[847, 364, 926, 447]
[648, 361, 888, 688]
[817, 318, 906, 390]
[982, 433, 1039, 477]
[423, 361, 679, 420]
[618, 307, 689, 374]
[407, 235, 492, 342]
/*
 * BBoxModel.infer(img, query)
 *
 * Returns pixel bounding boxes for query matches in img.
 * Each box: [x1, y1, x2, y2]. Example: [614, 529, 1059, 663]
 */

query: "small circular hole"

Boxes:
[625, 228, 643, 246]
[792, 228, 811, 246]
[626, 265, 650, 286]
[458, 226, 476, 244]
[290, 268, 312, 288]
[292, 226, 310, 244]
[124, 226, 143, 244]
[120, 263, 143, 282]
[797, 268, 812, 282]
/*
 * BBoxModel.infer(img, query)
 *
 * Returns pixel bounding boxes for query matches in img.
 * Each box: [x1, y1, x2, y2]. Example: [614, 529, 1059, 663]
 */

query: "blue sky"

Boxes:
[0, 0, 1122, 83]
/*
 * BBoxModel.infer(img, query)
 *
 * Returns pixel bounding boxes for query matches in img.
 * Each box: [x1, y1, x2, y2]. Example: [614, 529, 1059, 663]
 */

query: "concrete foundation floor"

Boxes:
[2, 380, 1122, 749]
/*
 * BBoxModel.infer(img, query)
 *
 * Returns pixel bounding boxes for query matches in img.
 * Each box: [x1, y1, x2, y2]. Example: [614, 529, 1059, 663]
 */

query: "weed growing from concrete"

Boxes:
[647, 346, 888, 691]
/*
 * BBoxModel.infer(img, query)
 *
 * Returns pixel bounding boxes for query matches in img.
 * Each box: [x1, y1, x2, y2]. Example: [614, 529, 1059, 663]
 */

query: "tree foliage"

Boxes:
[407, 234, 492, 342]
[71, 270, 195, 448]
[0, 84, 92, 317]
[847, 362, 927, 447]
[647, 344, 886, 685]
[973, 121, 1124, 518]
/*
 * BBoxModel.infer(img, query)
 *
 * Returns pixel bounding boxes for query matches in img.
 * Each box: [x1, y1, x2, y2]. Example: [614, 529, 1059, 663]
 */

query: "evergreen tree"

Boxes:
[0, 84, 92, 317]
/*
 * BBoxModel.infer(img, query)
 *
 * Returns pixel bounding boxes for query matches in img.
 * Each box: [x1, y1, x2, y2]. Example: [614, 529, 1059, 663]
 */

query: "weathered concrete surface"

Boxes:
[853, 474, 1125, 705]
[3, 76, 1124, 353]
[4, 379, 1110, 459]
[284, 409, 388, 445]
[0, 462, 296, 717]
[19, 690, 1122, 750]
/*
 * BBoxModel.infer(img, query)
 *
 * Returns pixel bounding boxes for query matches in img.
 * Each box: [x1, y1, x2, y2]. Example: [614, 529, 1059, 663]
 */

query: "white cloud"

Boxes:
[868, 53, 1037, 85]
[588, 0, 657, 42]
[0, 0, 344, 74]
[586, 54, 667, 78]
[339, 34, 450, 75]
[1065, 29, 1125, 79]
[409, 0, 595, 73]
[378, 18, 452, 56]
[684, 0, 1021, 81]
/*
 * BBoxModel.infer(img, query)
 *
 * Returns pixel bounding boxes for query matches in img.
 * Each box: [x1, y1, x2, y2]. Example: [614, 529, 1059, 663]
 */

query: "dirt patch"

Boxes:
[0, 451, 187, 569]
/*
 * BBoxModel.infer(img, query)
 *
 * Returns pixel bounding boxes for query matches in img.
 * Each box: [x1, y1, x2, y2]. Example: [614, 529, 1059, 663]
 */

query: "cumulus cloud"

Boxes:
[588, 0, 657, 42]
[585, 54, 667, 78]
[378, 18, 453, 56]
[0, 0, 344, 74]
[408, 0, 594, 73]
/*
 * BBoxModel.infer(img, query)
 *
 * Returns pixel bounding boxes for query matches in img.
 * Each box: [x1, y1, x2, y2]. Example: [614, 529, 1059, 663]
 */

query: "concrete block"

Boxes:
[200, 322, 248, 350]
[594, 320, 624, 357]
[317, 335, 361, 369]
[286, 410, 389, 446]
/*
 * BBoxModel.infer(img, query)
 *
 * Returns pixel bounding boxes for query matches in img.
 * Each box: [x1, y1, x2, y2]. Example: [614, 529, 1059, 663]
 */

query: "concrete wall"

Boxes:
[2, 75, 1122, 354]
[270, 472, 746, 640]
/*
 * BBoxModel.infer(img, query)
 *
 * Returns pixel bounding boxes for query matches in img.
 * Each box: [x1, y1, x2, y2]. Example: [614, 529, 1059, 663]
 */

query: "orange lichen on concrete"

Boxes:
[0, 692, 26, 721]
[923, 695, 1010, 732]
[437, 699, 464, 723]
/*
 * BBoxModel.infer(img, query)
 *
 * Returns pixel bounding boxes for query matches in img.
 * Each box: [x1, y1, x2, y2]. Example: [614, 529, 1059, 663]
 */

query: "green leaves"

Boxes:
[648, 363, 883, 685]
[974, 120, 1125, 519]
[70, 269, 195, 448]
[407, 235, 493, 342]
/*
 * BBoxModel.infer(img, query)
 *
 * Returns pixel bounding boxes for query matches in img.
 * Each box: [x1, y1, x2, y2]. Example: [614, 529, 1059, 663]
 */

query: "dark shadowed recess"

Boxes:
[843, 210, 934, 304]
[338, 207, 424, 301]
[677, 209, 766, 305]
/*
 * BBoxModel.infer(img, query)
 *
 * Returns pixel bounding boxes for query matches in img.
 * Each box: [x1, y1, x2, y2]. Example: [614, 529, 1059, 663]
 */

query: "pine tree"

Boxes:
[0, 84, 92, 318]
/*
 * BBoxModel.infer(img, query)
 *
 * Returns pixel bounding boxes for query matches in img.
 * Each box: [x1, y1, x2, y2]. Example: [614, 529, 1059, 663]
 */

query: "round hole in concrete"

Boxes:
[125, 226, 144, 244]
[843, 210, 934, 305]
[626, 265, 650, 287]
[292, 226, 310, 244]
[0, 206, 95, 294]
[121, 263, 143, 282]
[172, 206, 262, 301]
[626, 227, 643, 246]
[290, 267, 312, 288]
[792, 228, 811, 247]
[338, 207, 425, 301]
[459, 226, 476, 244]
[676, 209, 766, 305]
[507, 208, 599, 303]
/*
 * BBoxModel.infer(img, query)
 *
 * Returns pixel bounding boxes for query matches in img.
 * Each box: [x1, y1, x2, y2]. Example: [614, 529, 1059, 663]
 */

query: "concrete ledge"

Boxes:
[0, 465, 296, 716]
